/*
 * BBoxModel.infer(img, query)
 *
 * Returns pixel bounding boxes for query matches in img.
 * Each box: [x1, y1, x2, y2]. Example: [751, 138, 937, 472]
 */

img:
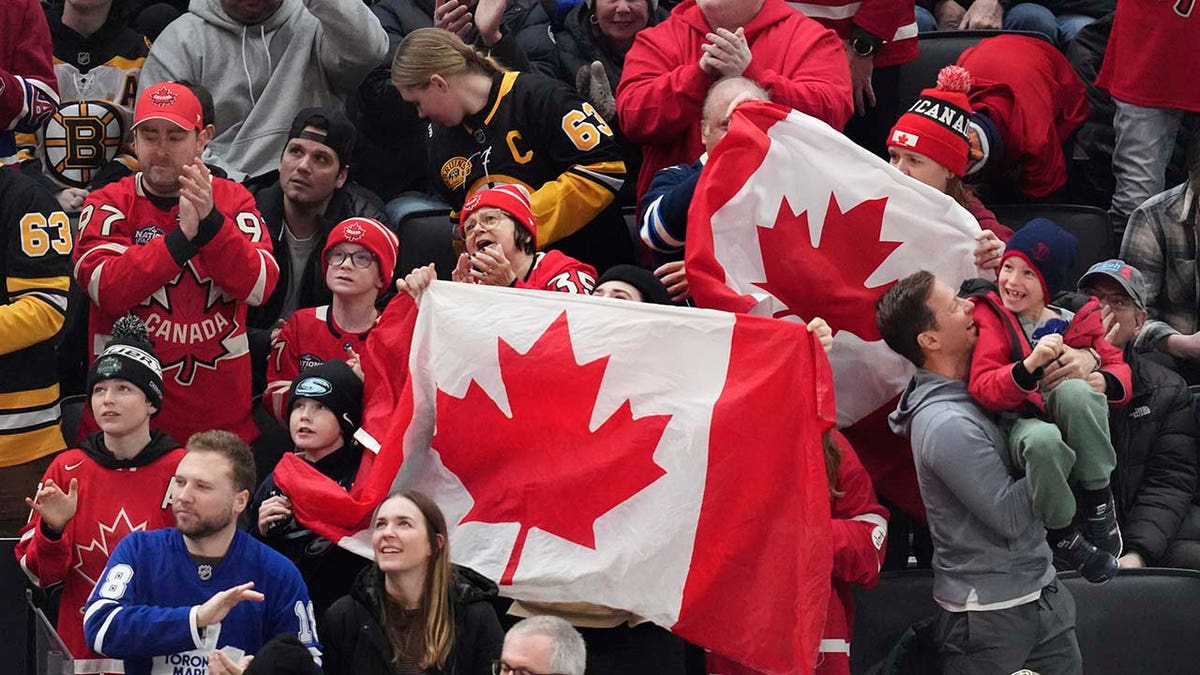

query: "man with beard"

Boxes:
[82, 430, 319, 675]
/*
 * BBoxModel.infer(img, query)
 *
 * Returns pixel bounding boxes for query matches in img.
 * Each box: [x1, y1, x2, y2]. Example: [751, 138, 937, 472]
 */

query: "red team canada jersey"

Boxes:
[264, 304, 374, 421]
[517, 250, 597, 294]
[73, 175, 279, 443]
[1098, 0, 1200, 112]
[15, 440, 185, 673]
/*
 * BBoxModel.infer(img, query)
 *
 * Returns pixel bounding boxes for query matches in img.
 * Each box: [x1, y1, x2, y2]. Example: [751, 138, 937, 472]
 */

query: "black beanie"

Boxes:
[87, 315, 164, 412]
[287, 360, 363, 441]
[595, 264, 673, 305]
[243, 635, 320, 675]
[1001, 218, 1078, 300]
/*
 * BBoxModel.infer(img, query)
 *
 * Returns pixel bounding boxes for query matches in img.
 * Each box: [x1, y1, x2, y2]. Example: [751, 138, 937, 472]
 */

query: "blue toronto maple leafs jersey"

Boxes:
[83, 528, 321, 675]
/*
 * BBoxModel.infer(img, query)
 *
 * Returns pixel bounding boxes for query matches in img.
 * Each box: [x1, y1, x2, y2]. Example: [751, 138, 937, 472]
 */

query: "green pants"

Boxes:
[1005, 378, 1117, 530]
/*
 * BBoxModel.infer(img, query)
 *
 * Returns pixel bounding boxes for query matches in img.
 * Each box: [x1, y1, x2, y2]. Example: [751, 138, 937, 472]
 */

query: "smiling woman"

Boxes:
[320, 491, 504, 675]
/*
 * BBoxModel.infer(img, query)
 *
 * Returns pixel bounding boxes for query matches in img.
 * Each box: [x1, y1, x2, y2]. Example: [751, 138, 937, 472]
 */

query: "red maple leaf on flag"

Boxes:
[432, 312, 670, 585]
[74, 509, 146, 589]
[753, 193, 900, 341]
[143, 262, 240, 386]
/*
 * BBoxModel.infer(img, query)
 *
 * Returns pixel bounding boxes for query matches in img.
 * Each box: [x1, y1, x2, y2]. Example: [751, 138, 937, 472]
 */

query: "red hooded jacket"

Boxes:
[968, 292, 1131, 413]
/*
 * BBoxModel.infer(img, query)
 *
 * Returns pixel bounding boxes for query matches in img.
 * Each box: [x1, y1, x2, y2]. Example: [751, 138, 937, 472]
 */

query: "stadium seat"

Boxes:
[990, 203, 1114, 282]
[0, 539, 29, 675]
[396, 208, 458, 281]
[896, 30, 1055, 111]
[58, 395, 85, 447]
[851, 568, 1200, 674]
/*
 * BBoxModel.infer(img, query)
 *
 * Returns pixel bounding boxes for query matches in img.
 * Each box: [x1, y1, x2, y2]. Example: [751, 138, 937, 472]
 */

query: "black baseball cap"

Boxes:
[286, 106, 356, 167]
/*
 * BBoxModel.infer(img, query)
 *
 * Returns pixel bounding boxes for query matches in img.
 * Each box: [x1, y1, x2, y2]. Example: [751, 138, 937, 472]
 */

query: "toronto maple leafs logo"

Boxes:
[432, 312, 670, 585]
[74, 509, 148, 589]
[142, 262, 243, 386]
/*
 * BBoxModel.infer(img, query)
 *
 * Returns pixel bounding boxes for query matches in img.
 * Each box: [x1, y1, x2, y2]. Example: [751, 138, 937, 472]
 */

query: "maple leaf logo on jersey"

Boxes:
[753, 194, 900, 341]
[432, 312, 670, 585]
[74, 509, 147, 589]
[143, 262, 242, 385]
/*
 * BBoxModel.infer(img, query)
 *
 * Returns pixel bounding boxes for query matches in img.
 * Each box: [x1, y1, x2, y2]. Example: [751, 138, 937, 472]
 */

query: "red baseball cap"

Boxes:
[133, 82, 203, 132]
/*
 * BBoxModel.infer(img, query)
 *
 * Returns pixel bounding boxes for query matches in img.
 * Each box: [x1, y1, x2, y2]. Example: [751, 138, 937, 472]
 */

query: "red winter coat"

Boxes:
[616, 0, 852, 198]
[968, 292, 1131, 414]
[0, 0, 56, 132]
[706, 432, 887, 675]
[956, 36, 1088, 199]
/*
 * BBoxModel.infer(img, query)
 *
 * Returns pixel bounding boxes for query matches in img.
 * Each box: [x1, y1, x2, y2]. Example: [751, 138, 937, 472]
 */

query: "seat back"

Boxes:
[396, 209, 458, 281]
[851, 568, 1200, 674]
[990, 203, 1114, 282]
[896, 30, 1053, 111]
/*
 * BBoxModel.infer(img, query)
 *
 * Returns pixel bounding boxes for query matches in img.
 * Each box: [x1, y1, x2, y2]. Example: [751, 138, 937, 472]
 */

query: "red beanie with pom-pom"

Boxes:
[887, 65, 974, 177]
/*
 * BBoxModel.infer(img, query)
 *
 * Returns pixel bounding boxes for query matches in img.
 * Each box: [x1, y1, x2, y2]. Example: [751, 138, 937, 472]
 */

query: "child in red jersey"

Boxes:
[264, 217, 398, 421]
[16, 316, 185, 670]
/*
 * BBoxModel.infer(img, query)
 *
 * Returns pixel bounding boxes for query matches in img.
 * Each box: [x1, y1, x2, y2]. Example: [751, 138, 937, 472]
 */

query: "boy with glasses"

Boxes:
[264, 217, 397, 421]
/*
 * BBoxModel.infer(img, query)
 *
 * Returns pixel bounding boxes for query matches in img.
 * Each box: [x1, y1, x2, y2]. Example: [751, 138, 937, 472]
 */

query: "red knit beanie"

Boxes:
[459, 185, 537, 248]
[888, 66, 974, 177]
[323, 217, 399, 282]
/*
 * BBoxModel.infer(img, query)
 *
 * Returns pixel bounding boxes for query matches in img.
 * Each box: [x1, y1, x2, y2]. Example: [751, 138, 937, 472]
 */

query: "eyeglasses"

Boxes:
[326, 248, 376, 269]
[1083, 289, 1136, 312]
[463, 210, 512, 237]
[491, 660, 565, 675]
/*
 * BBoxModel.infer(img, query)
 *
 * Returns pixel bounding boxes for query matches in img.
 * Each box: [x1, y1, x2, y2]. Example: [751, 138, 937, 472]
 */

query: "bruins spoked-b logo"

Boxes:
[43, 100, 126, 187]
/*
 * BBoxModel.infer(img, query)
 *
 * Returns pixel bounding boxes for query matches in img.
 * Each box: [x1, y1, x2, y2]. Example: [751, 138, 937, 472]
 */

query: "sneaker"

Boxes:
[1053, 530, 1117, 584]
[1082, 492, 1123, 557]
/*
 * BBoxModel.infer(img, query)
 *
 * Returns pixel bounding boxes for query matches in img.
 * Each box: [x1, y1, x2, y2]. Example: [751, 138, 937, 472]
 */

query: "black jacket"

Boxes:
[321, 564, 504, 675]
[1109, 347, 1200, 563]
[245, 443, 369, 622]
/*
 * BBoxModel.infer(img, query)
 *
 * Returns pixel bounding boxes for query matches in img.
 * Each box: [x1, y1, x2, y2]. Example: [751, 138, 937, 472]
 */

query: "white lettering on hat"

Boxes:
[101, 344, 162, 378]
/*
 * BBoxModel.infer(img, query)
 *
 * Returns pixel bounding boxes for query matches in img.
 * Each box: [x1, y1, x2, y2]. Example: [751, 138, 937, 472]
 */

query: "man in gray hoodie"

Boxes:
[139, 0, 388, 183]
[877, 270, 1082, 674]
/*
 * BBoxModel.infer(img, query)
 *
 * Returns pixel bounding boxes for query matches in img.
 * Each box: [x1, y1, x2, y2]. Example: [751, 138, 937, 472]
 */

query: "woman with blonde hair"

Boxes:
[392, 26, 634, 272]
[321, 490, 503, 674]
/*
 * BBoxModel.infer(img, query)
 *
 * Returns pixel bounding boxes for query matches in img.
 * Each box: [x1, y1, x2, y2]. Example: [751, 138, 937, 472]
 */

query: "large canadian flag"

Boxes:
[687, 101, 982, 518]
[276, 282, 838, 674]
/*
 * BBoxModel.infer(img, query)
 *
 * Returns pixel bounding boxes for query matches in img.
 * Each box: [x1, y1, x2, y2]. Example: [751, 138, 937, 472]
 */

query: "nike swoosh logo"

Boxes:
[64, 461, 84, 471]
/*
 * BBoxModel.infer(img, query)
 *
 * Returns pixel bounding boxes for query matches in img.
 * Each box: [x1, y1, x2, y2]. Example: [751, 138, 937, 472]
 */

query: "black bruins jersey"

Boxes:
[0, 168, 70, 466]
[428, 70, 634, 271]
[17, 11, 147, 188]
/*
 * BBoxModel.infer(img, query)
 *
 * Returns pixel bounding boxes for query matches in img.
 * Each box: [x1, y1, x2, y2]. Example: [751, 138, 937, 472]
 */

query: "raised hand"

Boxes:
[196, 582, 264, 627]
[25, 477, 79, 534]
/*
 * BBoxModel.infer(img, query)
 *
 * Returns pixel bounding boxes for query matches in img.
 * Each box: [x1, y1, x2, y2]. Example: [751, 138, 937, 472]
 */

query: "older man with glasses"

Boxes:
[494, 616, 586, 675]
[1077, 260, 1200, 570]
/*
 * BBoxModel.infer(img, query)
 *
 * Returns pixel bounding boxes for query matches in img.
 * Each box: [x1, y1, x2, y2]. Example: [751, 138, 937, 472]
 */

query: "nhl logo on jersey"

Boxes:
[441, 156, 472, 190]
[149, 86, 177, 107]
[134, 225, 165, 245]
[43, 100, 126, 187]
[197, 564, 212, 580]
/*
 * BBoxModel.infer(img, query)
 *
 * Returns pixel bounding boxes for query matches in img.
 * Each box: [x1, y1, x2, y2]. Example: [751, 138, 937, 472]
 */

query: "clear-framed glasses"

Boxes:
[326, 248, 376, 269]
[463, 210, 513, 238]
[490, 660, 565, 675]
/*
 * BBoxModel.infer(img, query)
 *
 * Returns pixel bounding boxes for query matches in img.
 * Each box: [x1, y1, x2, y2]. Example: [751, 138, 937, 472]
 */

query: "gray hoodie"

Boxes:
[889, 368, 1056, 609]
[140, 0, 388, 181]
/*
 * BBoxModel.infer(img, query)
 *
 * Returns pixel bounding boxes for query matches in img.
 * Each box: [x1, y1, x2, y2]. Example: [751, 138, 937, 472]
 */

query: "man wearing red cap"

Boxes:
[454, 185, 597, 294]
[74, 81, 279, 447]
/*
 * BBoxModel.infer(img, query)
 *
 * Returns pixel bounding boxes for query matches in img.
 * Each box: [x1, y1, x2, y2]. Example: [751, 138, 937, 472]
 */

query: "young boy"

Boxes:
[16, 316, 185, 666]
[969, 218, 1132, 582]
[249, 358, 369, 621]
[263, 216, 397, 421]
